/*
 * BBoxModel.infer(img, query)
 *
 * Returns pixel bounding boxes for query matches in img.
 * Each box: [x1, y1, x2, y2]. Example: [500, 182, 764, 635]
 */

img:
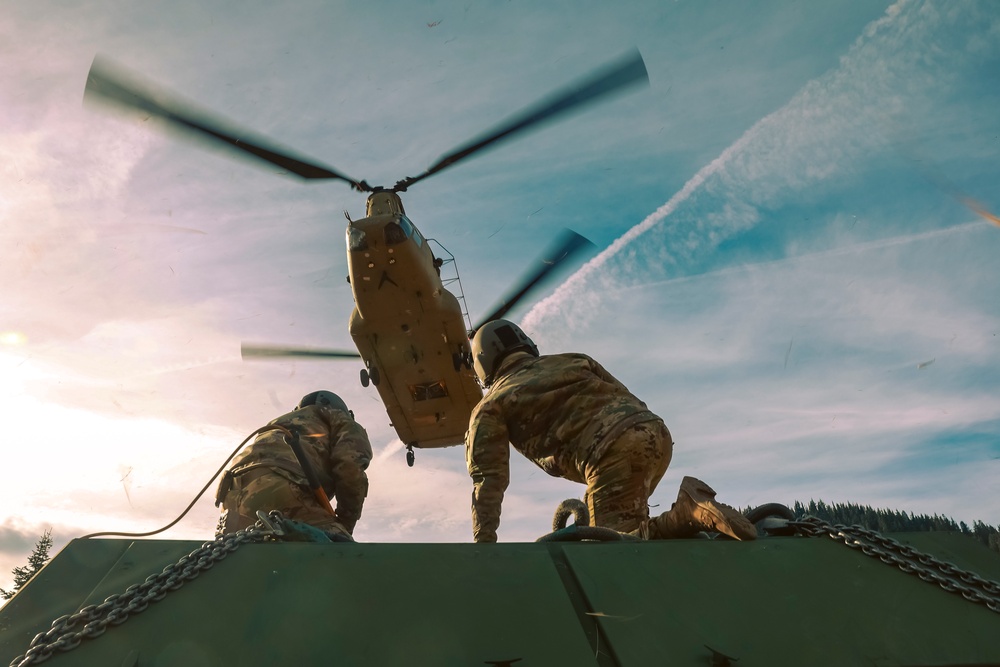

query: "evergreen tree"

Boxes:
[0, 529, 54, 600]
[790, 501, 999, 553]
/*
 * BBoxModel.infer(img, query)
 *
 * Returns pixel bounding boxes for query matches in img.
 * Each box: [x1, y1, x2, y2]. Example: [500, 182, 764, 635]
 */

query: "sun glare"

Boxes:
[0, 331, 27, 346]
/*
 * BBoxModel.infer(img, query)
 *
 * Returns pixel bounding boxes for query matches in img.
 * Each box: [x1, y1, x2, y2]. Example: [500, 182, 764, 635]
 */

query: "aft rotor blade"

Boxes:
[85, 55, 369, 190]
[242, 343, 362, 360]
[394, 49, 648, 191]
[472, 229, 595, 333]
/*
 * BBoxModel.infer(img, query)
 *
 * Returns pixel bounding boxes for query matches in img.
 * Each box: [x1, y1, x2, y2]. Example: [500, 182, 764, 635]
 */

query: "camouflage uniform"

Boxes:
[466, 351, 673, 542]
[216, 404, 373, 538]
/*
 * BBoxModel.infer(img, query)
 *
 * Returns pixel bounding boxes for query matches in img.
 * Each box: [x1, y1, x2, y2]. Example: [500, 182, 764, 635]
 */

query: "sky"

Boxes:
[2, 0, 999, 593]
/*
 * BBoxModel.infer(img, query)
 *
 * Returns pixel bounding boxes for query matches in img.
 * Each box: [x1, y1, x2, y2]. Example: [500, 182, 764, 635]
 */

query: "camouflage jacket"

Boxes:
[465, 351, 659, 542]
[226, 404, 373, 532]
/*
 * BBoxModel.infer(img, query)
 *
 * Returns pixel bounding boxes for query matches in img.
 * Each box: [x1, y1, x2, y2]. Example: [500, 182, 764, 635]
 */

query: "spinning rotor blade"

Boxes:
[472, 229, 595, 333]
[242, 343, 362, 360]
[85, 55, 369, 190]
[961, 198, 1000, 226]
[394, 49, 649, 191]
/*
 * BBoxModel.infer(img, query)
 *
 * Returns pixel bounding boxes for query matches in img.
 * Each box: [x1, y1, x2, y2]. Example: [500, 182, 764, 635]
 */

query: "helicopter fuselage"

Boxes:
[346, 191, 482, 448]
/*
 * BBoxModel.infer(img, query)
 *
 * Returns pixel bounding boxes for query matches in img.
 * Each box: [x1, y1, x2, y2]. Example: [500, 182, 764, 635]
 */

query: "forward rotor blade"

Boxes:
[85, 55, 369, 190]
[242, 343, 362, 360]
[472, 229, 595, 333]
[394, 49, 648, 191]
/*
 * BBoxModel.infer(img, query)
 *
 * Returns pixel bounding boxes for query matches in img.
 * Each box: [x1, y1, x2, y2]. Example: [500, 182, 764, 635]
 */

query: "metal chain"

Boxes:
[791, 515, 1000, 614]
[9, 512, 286, 667]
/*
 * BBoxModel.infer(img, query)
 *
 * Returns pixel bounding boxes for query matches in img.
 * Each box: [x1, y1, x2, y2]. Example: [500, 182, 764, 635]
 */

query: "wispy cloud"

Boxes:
[530, 215, 1000, 524]
[524, 0, 998, 332]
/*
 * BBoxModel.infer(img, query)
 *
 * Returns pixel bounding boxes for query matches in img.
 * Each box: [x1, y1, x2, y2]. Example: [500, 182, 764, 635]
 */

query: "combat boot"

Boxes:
[645, 476, 757, 541]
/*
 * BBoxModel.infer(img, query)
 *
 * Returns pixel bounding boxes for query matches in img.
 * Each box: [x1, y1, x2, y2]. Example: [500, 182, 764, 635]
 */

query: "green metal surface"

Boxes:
[1, 532, 998, 666]
[1, 541, 598, 666]
[563, 534, 1000, 666]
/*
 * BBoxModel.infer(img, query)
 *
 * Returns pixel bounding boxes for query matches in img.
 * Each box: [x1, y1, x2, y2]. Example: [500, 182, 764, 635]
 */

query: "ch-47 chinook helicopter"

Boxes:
[84, 51, 648, 462]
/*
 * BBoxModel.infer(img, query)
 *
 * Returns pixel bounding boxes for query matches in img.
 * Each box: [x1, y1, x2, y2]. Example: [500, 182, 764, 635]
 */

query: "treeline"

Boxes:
[791, 499, 1000, 553]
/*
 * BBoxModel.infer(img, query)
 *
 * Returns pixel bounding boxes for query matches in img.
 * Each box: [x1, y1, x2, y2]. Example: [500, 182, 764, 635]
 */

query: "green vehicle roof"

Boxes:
[2, 531, 999, 666]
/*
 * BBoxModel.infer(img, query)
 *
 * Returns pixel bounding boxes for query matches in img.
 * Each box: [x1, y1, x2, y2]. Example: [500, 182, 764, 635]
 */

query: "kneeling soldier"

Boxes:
[216, 390, 372, 540]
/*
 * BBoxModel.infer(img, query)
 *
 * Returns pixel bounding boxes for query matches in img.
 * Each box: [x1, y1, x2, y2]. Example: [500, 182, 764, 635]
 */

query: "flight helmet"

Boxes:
[471, 319, 539, 387]
[297, 390, 350, 415]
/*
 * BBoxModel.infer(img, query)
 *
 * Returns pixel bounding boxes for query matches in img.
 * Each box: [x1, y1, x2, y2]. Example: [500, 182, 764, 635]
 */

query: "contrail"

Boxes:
[598, 218, 990, 296]
[523, 0, 991, 334]
[522, 123, 762, 330]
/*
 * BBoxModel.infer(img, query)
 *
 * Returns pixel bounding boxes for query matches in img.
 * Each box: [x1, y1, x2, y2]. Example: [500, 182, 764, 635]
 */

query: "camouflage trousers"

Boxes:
[581, 420, 673, 533]
[218, 468, 352, 539]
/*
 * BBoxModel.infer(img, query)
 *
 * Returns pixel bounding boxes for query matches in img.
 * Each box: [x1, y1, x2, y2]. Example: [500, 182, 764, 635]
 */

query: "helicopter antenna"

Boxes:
[84, 54, 372, 191]
[393, 49, 648, 192]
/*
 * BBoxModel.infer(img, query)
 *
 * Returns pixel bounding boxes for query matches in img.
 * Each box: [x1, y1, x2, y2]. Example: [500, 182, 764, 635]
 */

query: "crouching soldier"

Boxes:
[216, 390, 372, 540]
[465, 320, 756, 543]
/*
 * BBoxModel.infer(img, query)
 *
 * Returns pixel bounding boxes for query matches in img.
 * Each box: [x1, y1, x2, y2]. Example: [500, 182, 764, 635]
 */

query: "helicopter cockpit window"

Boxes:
[384, 221, 408, 246]
[409, 380, 449, 401]
[347, 227, 368, 252]
[408, 218, 423, 247]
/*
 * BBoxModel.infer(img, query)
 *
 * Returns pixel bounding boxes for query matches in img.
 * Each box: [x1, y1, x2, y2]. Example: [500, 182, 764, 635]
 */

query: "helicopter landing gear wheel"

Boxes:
[406, 444, 415, 467]
[370, 366, 381, 386]
[360, 368, 370, 387]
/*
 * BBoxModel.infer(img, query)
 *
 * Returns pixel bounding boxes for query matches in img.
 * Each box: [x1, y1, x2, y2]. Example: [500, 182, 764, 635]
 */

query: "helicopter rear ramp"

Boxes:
[1, 532, 998, 666]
